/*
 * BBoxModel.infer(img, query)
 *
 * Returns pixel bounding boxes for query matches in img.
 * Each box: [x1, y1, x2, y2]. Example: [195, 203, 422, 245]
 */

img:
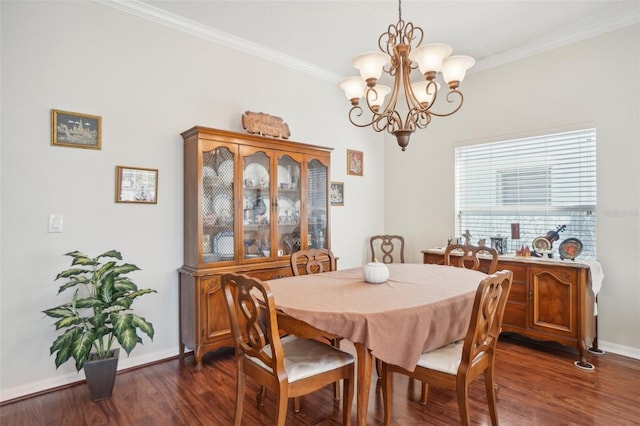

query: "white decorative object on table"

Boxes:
[363, 259, 389, 284]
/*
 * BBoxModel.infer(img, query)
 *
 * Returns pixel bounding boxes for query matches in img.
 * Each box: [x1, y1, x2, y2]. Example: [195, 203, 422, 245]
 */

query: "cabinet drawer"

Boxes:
[423, 253, 444, 265]
[497, 262, 528, 282]
[249, 266, 292, 281]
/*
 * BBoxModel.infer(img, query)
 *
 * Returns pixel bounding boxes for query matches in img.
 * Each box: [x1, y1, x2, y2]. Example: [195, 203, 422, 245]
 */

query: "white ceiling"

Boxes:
[104, 0, 640, 82]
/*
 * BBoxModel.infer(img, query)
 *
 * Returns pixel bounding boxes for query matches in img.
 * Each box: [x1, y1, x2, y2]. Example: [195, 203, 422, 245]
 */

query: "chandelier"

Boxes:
[338, 0, 475, 151]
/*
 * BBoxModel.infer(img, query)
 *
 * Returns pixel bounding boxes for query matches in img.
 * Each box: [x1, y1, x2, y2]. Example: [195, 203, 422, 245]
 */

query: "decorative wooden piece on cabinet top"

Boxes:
[242, 111, 291, 139]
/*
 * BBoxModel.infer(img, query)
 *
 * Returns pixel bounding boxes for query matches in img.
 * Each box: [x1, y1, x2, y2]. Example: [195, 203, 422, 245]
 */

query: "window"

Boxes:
[455, 129, 596, 258]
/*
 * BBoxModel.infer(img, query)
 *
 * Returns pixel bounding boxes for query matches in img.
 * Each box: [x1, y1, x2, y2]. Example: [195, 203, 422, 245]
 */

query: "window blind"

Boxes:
[455, 128, 596, 258]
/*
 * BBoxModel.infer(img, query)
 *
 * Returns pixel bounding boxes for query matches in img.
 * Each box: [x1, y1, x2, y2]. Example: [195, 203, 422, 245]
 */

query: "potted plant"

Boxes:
[43, 250, 157, 400]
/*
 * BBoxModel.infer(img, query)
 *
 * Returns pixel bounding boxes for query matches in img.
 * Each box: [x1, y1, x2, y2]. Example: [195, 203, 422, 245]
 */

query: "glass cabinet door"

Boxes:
[307, 158, 328, 249]
[202, 146, 235, 264]
[242, 151, 271, 260]
[276, 155, 301, 256]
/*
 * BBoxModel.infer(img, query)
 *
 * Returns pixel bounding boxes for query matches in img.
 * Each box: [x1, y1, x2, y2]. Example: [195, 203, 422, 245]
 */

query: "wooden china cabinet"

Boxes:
[179, 126, 332, 369]
[422, 249, 598, 369]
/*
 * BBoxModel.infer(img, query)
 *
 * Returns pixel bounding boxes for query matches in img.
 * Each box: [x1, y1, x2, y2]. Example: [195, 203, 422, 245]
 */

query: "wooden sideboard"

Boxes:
[422, 248, 598, 369]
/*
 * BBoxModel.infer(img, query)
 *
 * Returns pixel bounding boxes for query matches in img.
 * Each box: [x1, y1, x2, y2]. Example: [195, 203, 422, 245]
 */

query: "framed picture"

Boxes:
[330, 181, 344, 206]
[347, 149, 363, 176]
[115, 166, 158, 204]
[51, 109, 102, 149]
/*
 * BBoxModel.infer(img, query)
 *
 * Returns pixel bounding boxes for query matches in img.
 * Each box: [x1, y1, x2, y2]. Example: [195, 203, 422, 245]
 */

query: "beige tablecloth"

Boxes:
[266, 263, 487, 371]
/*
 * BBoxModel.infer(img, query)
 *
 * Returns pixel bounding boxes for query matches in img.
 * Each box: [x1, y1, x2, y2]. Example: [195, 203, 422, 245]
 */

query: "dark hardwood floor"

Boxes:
[2, 336, 639, 425]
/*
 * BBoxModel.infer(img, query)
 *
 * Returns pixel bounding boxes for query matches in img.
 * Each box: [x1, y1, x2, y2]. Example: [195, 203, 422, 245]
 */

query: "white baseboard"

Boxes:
[598, 340, 640, 360]
[0, 348, 179, 403]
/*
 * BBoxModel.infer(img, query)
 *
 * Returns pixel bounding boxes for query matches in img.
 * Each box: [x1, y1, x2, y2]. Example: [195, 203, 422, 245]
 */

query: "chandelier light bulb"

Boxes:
[367, 85, 391, 112]
[441, 55, 475, 89]
[352, 52, 389, 86]
[409, 43, 453, 79]
[411, 80, 440, 107]
[338, 76, 366, 105]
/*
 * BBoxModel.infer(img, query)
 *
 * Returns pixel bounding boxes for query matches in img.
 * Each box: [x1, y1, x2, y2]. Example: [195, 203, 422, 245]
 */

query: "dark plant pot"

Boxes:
[84, 348, 119, 401]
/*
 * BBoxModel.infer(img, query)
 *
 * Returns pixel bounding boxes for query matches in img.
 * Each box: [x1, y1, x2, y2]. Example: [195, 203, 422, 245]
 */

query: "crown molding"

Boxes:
[96, 0, 344, 83]
[97, 0, 639, 79]
[473, 9, 640, 73]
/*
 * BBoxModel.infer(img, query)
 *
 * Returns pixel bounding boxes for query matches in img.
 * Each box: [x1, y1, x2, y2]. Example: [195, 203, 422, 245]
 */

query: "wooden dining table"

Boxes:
[265, 263, 487, 426]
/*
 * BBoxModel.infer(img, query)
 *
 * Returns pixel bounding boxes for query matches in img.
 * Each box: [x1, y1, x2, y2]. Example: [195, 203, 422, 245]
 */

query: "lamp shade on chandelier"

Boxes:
[338, 0, 475, 151]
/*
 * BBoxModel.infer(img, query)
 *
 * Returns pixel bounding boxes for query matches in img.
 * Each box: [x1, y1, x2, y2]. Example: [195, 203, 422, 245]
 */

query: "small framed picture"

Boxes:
[347, 149, 363, 176]
[330, 181, 344, 206]
[115, 166, 158, 204]
[51, 109, 102, 149]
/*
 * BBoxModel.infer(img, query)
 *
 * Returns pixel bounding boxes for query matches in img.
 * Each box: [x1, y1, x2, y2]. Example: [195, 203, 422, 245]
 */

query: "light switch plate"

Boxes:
[48, 214, 63, 233]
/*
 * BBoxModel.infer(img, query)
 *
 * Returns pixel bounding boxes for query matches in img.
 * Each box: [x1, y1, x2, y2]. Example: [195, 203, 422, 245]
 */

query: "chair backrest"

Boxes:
[290, 248, 337, 276]
[370, 234, 405, 264]
[459, 270, 513, 374]
[444, 244, 498, 274]
[222, 272, 285, 376]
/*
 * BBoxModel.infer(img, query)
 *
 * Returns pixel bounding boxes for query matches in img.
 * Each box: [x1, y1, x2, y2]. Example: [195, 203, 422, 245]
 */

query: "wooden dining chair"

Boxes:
[370, 234, 405, 264]
[381, 270, 513, 426]
[221, 272, 355, 426]
[369, 235, 405, 381]
[289, 248, 342, 404]
[290, 248, 337, 276]
[444, 244, 499, 274]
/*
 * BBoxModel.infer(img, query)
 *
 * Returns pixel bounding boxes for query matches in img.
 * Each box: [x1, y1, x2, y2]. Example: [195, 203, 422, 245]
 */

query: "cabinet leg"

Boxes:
[574, 360, 595, 371]
[194, 347, 203, 371]
[574, 341, 595, 371]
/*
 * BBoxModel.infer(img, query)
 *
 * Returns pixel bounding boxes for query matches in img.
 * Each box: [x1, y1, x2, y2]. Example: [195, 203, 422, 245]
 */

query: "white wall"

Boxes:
[0, 1, 384, 400]
[385, 25, 640, 357]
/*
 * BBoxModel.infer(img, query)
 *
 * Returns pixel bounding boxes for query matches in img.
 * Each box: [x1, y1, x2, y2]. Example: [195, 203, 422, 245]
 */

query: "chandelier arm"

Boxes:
[403, 21, 423, 48]
[346, 104, 402, 133]
[373, 106, 402, 133]
[346, 106, 379, 129]
[380, 23, 400, 58]
[408, 109, 432, 130]
[428, 90, 465, 117]
[401, 54, 424, 113]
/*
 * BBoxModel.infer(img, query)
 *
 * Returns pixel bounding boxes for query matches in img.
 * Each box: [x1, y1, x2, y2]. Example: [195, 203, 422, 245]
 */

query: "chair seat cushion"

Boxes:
[415, 340, 463, 375]
[249, 335, 355, 382]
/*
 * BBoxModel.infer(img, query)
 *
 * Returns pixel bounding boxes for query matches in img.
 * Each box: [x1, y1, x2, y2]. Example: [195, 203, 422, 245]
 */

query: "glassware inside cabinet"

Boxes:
[242, 151, 270, 259]
[276, 155, 301, 256]
[307, 159, 328, 249]
[202, 146, 235, 264]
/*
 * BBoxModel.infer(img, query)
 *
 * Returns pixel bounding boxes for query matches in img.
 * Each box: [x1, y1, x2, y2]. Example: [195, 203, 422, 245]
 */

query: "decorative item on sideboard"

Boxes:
[558, 237, 583, 260]
[490, 236, 508, 255]
[511, 223, 520, 252]
[531, 224, 566, 258]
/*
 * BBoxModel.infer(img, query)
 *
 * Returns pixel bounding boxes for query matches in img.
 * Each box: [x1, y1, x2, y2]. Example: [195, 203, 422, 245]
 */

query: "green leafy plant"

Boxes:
[43, 250, 157, 371]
